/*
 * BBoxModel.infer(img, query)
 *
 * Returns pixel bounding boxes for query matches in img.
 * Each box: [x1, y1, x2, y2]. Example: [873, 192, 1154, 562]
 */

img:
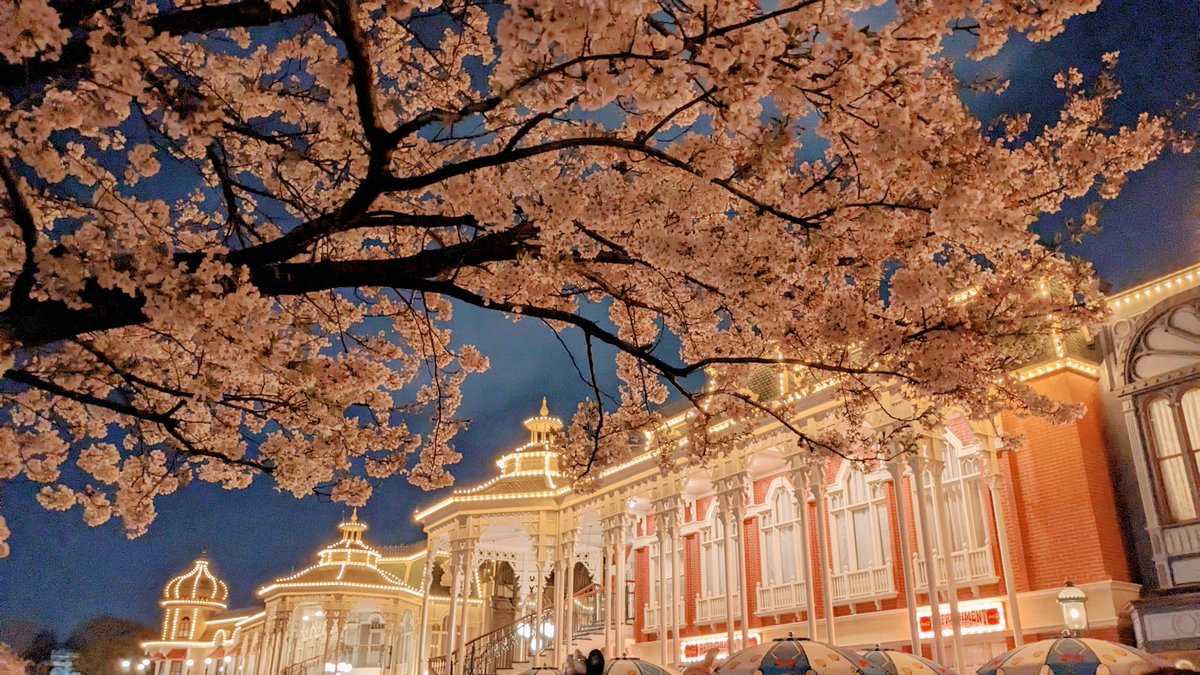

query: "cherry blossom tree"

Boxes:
[0, 0, 1175, 555]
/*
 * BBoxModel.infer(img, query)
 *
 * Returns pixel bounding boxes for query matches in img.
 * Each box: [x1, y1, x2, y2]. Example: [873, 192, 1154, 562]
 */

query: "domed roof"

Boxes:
[257, 511, 410, 598]
[163, 554, 229, 605]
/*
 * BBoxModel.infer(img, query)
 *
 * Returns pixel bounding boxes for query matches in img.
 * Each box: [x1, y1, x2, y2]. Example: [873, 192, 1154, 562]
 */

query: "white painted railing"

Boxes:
[914, 545, 997, 588]
[830, 563, 894, 603]
[695, 592, 742, 625]
[642, 600, 685, 631]
[755, 580, 809, 616]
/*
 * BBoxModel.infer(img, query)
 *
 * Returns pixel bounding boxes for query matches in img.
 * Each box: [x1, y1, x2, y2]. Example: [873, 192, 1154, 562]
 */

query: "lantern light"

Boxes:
[1057, 580, 1089, 635]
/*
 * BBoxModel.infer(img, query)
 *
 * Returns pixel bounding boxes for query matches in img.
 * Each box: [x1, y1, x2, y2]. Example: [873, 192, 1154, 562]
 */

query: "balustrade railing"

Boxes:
[830, 563, 895, 603]
[435, 584, 607, 675]
[280, 655, 328, 675]
[755, 579, 808, 616]
[642, 598, 684, 631]
[694, 591, 741, 625]
[914, 545, 996, 588]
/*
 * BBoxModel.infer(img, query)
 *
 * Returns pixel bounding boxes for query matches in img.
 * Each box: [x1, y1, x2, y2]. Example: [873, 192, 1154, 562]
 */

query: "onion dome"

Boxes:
[257, 510, 409, 597]
[163, 553, 229, 605]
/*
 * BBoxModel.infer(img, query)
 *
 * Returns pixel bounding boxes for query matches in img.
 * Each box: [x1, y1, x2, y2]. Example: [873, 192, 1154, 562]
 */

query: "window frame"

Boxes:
[1138, 386, 1200, 525]
[759, 478, 801, 588]
[828, 465, 892, 573]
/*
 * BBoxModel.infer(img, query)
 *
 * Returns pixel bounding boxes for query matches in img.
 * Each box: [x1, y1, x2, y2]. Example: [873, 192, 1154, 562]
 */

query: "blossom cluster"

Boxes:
[0, 0, 1176, 556]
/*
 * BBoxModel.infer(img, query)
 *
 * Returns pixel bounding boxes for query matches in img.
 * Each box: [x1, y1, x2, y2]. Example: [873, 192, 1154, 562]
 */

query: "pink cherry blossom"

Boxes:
[0, 0, 1181, 556]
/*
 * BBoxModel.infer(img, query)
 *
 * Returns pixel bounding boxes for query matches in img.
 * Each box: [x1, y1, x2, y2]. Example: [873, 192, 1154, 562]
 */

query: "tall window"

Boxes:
[915, 444, 989, 553]
[1144, 390, 1200, 522]
[649, 541, 676, 607]
[829, 469, 891, 571]
[760, 481, 800, 587]
[700, 505, 729, 597]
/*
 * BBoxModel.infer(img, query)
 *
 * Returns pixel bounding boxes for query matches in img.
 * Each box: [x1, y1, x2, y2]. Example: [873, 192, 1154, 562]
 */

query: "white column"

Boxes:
[601, 535, 613, 656]
[445, 551, 461, 670]
[912, 455, 946, 663]
[670, 528, 682, 666]
[810, 462, 836, 644]
[790, 465, 817, 640]
[928, 442, 965, 672]
[986, 472, 1024, 646]
[732, 488, 750, 648]
[719, 490, 738, 654]
[415, 551, 434, 675]
[888, 459, 922, 654]
[656, 529, 669, 665]
[552, 557, 565, 666]
[615, 515, 631, 655]
[563, 540, 577, 658]
[456, 548, 476, 670]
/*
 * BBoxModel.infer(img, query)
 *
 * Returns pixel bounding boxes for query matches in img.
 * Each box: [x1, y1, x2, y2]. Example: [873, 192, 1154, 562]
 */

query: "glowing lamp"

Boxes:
[205, 659, 213, 665]
[121, 660, 132, 670]
[540, 621, 555, 638]
[337, 663, 352, 673]
[224, 656, 232, 663]
[1057, 580, 1089, 635]
[324, 663, 335, 673]
[186, 660, 195, 667]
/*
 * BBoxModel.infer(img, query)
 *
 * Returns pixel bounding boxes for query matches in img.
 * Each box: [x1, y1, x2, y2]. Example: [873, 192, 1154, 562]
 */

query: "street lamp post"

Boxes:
[1057, 581, 1089, 637]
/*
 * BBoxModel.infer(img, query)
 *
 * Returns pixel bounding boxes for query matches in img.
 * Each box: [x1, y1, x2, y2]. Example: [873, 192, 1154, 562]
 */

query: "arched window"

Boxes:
[177, 616, 191, 640]
[829, 468, 891, 572]
[1144, 391, 1200, 522]
[760, 480, 800, 587]
[700, 503, 728, 598]
[914, 441, 989, 553]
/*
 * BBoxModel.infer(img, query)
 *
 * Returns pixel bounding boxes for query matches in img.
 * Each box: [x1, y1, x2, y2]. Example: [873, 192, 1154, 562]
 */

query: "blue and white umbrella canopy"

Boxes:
[603, 657, 677, 675]
[976, 637, 1171, 675]
[715, 635, 885, 675]
[859, 646, 956, 675]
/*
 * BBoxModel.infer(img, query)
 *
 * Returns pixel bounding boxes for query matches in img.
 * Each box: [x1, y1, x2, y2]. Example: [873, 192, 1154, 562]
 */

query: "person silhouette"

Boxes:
[585, 649, 605, 675]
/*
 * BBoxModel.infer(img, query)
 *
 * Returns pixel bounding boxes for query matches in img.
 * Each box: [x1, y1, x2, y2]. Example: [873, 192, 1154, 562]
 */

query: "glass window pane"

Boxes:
[853, 507, 874, 569]
[780, 525, 797, 582]
[1180, 389, 1200, 471]
[1149, 398, 1197, 521]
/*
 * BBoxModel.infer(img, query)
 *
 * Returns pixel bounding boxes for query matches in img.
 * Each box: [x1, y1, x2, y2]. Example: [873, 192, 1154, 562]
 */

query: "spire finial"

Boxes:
[351, 507, 359, 523]
[540, 396, 549, 417]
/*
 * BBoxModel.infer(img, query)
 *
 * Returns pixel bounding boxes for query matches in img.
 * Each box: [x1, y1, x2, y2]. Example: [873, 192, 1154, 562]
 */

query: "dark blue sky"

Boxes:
[1, 0, 1198, 638]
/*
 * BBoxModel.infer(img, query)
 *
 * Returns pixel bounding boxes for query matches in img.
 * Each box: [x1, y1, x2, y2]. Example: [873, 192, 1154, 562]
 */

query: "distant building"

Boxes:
[142, 264, 1200, 675]
[47, 649, 80, 675]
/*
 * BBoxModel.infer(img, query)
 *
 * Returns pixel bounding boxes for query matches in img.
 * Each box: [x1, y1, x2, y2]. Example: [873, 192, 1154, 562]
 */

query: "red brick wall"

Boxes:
[1000, 371, 1131, 588]
[634, 546, 651, 640]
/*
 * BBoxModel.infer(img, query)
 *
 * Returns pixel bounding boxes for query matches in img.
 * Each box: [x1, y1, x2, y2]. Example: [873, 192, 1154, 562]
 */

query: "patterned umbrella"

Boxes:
[977, 637, 1172, 675]
[604, 657, 678, 675]
[860, 646, 956, 675]
[715, 634, 884, 675]
[514, 668, 563, 675]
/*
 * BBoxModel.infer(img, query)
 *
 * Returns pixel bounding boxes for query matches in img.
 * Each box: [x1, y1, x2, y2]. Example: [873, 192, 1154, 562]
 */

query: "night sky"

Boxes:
[1, 0, 1198, 640]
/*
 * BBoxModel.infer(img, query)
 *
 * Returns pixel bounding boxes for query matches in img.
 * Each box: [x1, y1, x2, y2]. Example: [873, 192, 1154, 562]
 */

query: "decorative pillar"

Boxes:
[729, 477, 751, 647]
[980, 427, 1024, 647]
[789, 461, 818, 640]
[562, 536, 577, 659]
[888, 457, 922, 654]
[912, 453, 946, 663]
[928, 437, 965, 672]
[552, 557, 565, 666]
[718, 487, 739, 654]
[653, 496, 681, 666]
[455, 545, 477, 673]
[615, 523, 628, 654]
[809, 461, 836, 644]
[671, 526, 682, 666]
[415, 550, 435, 675]
[655, 534, 669, 664]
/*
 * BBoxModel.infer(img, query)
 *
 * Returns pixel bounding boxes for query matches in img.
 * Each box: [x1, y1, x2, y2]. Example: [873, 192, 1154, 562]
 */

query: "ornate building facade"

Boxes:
[143, 264, 1200, 675]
